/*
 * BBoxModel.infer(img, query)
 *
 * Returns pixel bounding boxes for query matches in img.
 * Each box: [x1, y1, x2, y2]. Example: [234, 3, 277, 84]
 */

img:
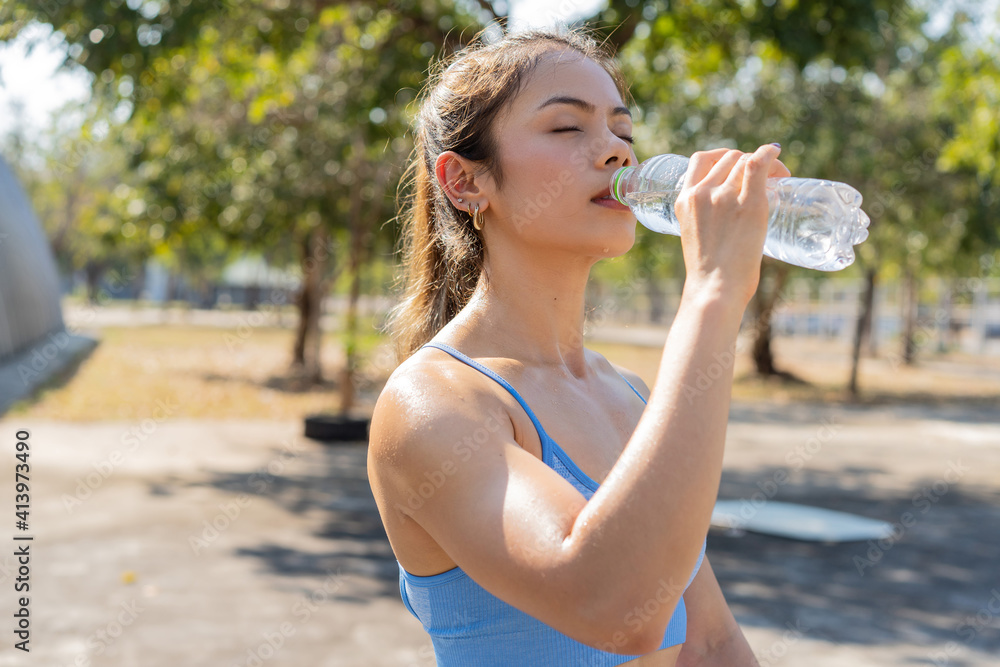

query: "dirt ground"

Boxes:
[1, 399, 997, 666]
[2, 312, 998, 666]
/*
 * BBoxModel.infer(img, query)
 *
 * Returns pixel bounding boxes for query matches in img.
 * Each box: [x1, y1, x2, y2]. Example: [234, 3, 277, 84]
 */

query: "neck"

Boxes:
[445, 246, 596, 377]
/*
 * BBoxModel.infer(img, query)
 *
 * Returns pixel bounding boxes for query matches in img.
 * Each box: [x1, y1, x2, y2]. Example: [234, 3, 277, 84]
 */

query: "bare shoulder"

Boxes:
[367, 347, 594, 612]
[367, 346, 681, 649]
[366, 348, 515, 510]
[370, 348, 506, 453]
[586, 348, 651, 401]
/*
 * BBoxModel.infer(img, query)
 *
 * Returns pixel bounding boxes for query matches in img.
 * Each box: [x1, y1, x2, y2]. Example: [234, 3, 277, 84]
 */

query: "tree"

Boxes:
[612, 0, 912, 378]
[7, 0, 995, 407]
[1, 0, 482, 412]
[935, 22, 1000, 268]
[2, 99, 152, 302]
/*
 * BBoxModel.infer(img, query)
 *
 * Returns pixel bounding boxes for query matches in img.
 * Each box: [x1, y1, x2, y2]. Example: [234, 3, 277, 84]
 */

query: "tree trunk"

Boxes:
[292, 236, 311, 366]
[166, 270, 179, 303]
[245, 283, 260, 310]
[936, 280, 953, 353]
[901, 268, 918, 366]
[861, 271, 878, 358]
[84, 261, 105, 304]
[341, 260, 361, 415]
[292, 226, 331, 383]
[200, 278, 215, 309]
[340, 152, 368, 414]
[51, 184, 78, 264]
[848, 267, 877, 398]
[750, 260, 790, 376]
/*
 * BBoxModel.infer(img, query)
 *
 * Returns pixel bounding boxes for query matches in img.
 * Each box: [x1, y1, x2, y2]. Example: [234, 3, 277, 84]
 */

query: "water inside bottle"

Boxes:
[623, 180, 865, 271]
[622, 190, 683, 236]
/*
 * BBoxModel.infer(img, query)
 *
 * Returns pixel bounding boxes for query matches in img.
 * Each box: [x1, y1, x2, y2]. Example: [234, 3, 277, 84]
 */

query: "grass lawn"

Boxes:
[9, 322, 999, 421]
[8, 325, 394, 420]
[591, 335, 1000, 406]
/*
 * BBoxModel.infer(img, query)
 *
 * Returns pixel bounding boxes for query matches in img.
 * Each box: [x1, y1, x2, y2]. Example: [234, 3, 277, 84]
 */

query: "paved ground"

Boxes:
[1, 401, 998, 666]
[0, 333, 97, 415]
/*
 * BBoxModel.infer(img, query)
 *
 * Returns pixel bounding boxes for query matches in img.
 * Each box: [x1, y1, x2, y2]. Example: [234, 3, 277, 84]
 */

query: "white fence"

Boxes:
[583, 276, 1000, 356]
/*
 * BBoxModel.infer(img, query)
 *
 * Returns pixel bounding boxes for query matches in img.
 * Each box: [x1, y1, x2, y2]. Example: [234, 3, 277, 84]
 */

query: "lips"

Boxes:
[591, 186, 613, 202]
[591, 185, 630, 211]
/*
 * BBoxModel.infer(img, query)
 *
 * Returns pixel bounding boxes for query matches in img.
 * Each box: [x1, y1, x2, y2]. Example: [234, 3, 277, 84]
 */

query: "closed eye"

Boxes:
[554, 127, 635, 145]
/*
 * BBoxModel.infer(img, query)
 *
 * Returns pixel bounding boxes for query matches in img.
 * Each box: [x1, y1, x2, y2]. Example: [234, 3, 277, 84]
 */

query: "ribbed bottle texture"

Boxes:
[612, 154, 870, 271]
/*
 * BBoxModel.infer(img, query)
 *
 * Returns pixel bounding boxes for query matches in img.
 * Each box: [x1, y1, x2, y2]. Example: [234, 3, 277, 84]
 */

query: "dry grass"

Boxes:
[9, 323, 999, 421]
[8, 326, 394, 421]
[590, 335, 1000, 406]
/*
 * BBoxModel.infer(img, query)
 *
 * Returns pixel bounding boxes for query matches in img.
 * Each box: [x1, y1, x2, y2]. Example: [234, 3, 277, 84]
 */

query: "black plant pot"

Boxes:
[304, 414, 370, 443]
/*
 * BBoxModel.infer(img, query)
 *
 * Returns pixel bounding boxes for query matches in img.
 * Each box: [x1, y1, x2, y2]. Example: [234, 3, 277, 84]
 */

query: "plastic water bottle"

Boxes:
[611, 154, 871, 271]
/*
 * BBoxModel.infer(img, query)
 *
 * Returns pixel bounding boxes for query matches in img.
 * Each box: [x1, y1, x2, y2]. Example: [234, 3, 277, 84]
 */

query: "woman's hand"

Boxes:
[674, 145, 790, 309]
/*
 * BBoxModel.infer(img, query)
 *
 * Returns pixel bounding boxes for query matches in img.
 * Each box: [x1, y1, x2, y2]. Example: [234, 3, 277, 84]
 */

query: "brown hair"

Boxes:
[387, 26, 630, 362]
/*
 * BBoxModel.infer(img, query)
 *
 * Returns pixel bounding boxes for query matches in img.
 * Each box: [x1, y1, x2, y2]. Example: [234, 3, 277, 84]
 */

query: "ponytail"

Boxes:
[386, 27, 627, 362]
[388, 125, 484, 361]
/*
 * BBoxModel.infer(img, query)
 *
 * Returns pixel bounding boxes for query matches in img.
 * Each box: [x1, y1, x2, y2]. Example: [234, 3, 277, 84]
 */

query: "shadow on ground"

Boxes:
[0, 334, 99, 416]
[714, 466, 1000, 663]
[195, 369, 386, 401]
[729, 399, 1000, 426]
[182, 442, 399, 601]
[179, 441, 1000, 661]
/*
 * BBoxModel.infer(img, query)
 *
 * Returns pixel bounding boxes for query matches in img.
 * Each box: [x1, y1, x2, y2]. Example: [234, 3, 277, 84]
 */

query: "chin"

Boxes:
[535, 209, 637, 258]
[588, 225, 637, 259]
[604, 237, 637, 258]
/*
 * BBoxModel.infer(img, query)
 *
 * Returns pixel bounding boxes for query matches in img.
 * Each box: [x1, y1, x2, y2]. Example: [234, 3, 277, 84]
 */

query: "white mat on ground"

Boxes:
[711, 500, 895, 542]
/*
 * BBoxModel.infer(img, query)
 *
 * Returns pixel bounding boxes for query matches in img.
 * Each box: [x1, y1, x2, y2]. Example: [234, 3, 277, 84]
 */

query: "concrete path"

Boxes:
[0, 403, 997, 666]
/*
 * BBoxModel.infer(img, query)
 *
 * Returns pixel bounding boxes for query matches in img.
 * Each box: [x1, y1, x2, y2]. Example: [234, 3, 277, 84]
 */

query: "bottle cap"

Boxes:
[611, 167, 629, 205]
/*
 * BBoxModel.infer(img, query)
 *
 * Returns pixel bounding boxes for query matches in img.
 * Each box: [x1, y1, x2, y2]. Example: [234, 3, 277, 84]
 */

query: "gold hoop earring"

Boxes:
[470, 202, 483, 231]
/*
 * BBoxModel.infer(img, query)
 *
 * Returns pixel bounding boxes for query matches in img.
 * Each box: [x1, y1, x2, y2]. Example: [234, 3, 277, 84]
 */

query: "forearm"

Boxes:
[679, 628, 761, 667]
[562, 287, 745, 634]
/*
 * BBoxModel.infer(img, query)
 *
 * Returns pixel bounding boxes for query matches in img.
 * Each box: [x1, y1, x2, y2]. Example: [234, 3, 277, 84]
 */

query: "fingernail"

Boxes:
[771, 143, 781, 148]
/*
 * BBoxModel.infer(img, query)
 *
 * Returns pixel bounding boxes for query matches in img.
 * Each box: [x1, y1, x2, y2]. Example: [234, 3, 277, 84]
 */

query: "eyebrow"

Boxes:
[536, 95, 632, 118]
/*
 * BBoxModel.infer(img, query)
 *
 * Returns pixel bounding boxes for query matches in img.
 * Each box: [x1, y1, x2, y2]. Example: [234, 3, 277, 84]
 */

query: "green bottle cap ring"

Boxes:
[611, 167, 627, 205]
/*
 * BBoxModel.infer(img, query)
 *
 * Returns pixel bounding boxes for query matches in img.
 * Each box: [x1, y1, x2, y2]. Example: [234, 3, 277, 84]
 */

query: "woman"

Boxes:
[368, 27, 787, 666]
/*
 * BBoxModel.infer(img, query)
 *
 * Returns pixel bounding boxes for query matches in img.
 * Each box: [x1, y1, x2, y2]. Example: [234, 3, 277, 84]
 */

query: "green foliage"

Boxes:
[934, 29, 1000, 268]
[3, 0, 997, 301]
[1, 0, 481, 286]
[2, 99, 149, 281]
[613, 0, 994, 284]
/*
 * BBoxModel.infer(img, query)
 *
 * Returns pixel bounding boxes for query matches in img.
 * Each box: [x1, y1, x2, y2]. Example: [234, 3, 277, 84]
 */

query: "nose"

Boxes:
[594, 130, 632, 169]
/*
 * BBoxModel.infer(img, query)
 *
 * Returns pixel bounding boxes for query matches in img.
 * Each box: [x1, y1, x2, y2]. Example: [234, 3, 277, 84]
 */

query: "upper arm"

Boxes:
[367, 358, 634, 650]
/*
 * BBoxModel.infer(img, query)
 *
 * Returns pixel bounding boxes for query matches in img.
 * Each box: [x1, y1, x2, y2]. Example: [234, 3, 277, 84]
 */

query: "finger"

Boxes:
[769, 158, 791, 179]
[702, 149, 746, 187]
[683, 147, 736, 188]
[741, 143, 782, 197]
[721, 152, 750, 191]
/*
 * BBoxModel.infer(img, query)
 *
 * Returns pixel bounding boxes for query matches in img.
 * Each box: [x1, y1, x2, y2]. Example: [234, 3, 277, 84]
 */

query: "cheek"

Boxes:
[501, 146, 578, 208]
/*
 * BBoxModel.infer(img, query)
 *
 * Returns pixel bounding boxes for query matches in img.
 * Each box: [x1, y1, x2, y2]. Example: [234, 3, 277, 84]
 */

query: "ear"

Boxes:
[435, 151, 489, 211]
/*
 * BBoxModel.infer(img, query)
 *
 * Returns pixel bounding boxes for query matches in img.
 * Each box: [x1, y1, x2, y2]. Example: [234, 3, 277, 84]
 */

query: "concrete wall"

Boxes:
[0, 155, 65, 362]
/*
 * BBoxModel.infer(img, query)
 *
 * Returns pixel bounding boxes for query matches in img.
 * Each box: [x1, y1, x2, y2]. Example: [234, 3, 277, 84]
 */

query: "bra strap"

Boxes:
[420, 342, 551, 440]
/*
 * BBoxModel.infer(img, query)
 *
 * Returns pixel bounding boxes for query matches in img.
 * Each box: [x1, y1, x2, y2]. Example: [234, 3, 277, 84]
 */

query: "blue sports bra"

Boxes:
[397, 341, 707, 666]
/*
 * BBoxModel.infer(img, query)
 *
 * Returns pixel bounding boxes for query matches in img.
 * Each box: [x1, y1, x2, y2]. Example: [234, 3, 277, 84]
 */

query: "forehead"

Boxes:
[505, 49, 626, 118]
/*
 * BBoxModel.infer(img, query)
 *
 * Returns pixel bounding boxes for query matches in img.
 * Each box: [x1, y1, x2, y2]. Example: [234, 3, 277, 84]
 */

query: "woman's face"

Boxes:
[486, 50, 638, 258]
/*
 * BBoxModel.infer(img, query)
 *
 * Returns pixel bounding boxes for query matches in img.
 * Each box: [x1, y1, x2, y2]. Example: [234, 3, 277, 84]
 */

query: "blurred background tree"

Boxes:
[1, 0, 997, 404]
[1, 0, 482, 412]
